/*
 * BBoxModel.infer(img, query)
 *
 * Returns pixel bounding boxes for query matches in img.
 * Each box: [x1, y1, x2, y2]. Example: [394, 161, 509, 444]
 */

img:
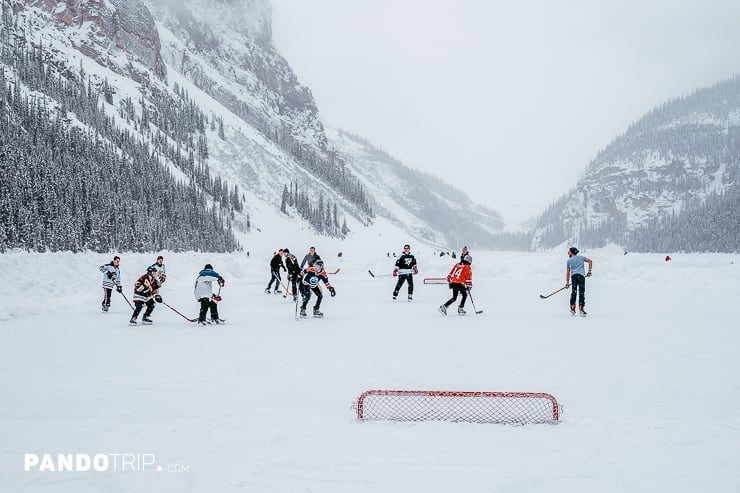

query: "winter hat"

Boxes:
[204, 263, 213, 270]
[569, 247, 579, 255]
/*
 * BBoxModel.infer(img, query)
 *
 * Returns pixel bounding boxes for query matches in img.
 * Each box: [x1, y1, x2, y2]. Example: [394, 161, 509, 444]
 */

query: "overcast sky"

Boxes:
[270, 1, 740, 223]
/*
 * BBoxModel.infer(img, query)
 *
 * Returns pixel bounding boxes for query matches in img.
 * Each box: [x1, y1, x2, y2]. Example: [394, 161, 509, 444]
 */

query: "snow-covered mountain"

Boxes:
[0, 0, 506, 252]
[531, 76, 740, 251]
[327, 128, 528, 249]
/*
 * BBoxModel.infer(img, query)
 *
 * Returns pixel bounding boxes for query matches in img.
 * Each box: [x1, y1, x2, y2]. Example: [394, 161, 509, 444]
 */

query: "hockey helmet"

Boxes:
[147, 266, 157, 274]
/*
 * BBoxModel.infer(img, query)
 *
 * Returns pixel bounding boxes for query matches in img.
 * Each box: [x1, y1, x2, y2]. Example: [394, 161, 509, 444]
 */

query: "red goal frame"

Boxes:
[356, 389, 561, 424]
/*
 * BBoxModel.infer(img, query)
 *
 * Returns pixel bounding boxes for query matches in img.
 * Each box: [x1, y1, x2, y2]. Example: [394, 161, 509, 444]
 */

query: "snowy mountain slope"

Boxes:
[3, 0, 510, 249]
[1, 247, 739, 492]
[532, 76, 740, 250]
[329, 128, 526, 249]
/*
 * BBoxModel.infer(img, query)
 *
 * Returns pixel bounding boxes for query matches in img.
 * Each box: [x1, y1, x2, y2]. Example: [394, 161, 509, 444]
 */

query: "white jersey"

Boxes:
[194, 269, 222, 300]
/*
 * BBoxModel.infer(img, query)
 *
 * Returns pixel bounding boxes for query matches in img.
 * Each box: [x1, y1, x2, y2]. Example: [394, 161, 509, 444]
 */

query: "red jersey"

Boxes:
[447, 263, 472, 287]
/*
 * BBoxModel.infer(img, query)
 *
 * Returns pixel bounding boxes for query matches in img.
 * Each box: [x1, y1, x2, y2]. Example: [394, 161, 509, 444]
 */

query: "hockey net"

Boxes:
[355, 390, 560, 424]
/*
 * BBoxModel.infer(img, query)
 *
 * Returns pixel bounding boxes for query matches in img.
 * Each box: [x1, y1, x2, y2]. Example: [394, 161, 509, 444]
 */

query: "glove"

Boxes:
[160, 274, 167, 283]
[107, 271, 114, 279]
[392, 270, 398, 277]
[565, 283, 570, 289]
[212, 295, 222, 302]
[116, 285, 122, 293]
[586, 270, 592, 277]
[218, 278, 225, 286]
[446, 275, 451, 282]
[413, 266, 418, 275]
[154, 295, 163, 303]
[329, 286, 336, 297]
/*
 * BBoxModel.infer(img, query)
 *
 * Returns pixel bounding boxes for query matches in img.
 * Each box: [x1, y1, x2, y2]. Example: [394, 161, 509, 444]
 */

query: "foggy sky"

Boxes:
[271, 0, 740, 223]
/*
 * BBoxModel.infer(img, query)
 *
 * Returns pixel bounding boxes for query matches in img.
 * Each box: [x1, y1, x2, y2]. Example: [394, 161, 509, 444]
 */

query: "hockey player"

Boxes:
[130, 266, 162, 325]
[149, 255, 167, 286]
[299, 259, 336, 318]
[460, 245, 470, 261]
[195, 264, 226, 325]
[299, 246, 320, 269]
[439, 254, 473, 316]
[283, 248, 301, 301]
[565, 247, 593, 316]
[392, 244, 418, 300]
[265, 249, 286, 294]
[99, 256, 122, 312]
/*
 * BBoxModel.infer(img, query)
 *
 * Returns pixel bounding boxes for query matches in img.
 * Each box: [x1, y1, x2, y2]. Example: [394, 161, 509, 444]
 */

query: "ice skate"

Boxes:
[142, 316, 153, 325]
[438, 304, 447, 316]
[458, 306, 466, 316]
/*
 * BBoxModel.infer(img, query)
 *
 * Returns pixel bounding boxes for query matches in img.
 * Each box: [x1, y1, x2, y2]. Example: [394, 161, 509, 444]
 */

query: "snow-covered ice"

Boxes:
[1, 246, 739, 492]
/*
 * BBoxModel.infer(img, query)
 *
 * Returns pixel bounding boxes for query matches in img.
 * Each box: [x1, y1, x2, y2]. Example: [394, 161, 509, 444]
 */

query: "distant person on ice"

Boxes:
[565, 247, 593, 316]
[439, 254, 473, 316]
[194, 264, 226, 325]
[99, 256, 122, 312]
[265, 249, 286, 294]
[129, 266, 161, 325]
[392, 244, 418, 301]
[299, 259, 335, 318]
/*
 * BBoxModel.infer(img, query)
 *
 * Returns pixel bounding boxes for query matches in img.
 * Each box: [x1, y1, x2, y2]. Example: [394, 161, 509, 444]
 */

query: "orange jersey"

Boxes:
[447, 263, 472, 287]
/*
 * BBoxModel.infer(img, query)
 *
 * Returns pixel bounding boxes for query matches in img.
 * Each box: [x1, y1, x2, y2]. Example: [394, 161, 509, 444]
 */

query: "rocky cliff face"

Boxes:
[26, 0, 166, 83]
[531, 76, 740, 250]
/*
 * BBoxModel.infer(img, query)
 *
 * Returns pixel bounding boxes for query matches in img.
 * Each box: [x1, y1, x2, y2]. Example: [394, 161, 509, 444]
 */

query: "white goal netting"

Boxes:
[355, 390, 561, 424]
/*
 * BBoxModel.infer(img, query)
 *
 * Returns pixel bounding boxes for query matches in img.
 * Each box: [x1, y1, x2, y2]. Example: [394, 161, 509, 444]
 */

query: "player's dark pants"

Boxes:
[444, 283, 468, 308]
[393, 274, 414, 296]
[102, 288, 112, 306]
[132, 299, 155, 319]
[300, 284, 323, 310]
[267, 270, 282, 291]
[198, 297, 220, 322]
[288, 271, 300, 296]
[569, 274, 586, 308]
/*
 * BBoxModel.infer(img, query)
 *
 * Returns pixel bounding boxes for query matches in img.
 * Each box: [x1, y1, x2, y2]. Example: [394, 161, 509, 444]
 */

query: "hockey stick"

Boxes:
[368, 270, 391, 278]
[328, 268, 340, 275]
[539, 286, 568, 299]
[118, 290, 135, 310]
[162, 301, 197, 322]
[423, 277, 448, 285]
[466, 288, 483, 314]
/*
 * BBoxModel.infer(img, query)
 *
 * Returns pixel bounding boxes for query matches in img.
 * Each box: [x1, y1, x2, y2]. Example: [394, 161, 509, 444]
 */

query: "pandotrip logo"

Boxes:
[24, 453, 190, 474]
